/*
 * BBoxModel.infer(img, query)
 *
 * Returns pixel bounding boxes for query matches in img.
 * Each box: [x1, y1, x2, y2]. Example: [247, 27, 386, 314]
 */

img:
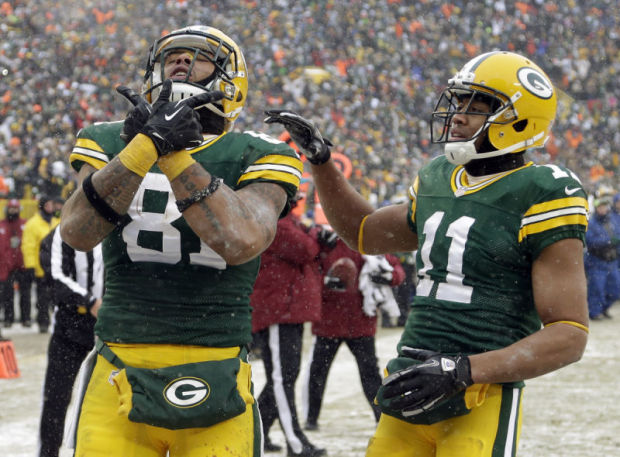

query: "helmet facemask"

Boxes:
[431, 83, 517, 165]
[431, 84, 512, 145]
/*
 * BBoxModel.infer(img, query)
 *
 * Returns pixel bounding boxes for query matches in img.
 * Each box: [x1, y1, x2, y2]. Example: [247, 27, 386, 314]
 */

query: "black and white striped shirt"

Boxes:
[40, 226, 104, 312]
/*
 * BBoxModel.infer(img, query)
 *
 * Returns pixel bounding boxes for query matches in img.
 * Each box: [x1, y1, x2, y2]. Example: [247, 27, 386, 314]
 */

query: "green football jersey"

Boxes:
[70, 122, 303, 346]
[401, 156, 588, 356]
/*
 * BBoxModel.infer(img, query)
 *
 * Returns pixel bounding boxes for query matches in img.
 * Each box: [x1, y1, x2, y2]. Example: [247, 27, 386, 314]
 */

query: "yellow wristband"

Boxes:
[158, 150, 196, 181]
[358, 215, 369, 254]
[544, 320, 589, 334]
[118, 134, 158, 177]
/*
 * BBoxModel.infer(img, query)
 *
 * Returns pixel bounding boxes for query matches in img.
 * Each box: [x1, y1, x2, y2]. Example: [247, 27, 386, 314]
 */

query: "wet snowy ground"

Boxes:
[1, 313, 619, 457]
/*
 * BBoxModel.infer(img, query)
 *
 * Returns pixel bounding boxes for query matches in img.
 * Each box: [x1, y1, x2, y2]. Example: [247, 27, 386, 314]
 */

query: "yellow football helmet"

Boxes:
[431, 51, 557, 165]
[143, 25, 248, 132]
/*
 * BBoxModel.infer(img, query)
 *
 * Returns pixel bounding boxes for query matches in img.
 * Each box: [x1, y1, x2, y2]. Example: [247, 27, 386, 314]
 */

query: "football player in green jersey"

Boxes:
[266, 51, 589, 457]
[60, 26, 302, 457]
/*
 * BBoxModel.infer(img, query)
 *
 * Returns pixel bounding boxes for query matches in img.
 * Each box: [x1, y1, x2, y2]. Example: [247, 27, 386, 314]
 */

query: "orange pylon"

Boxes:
[0, 340, 21, 378]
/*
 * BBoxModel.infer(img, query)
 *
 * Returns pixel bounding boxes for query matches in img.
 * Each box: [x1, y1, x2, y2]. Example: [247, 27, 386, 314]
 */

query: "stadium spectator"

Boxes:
[20, 195, 62, 333]
[250, 204, 325, 456]
[0, 174, 9, 197]
[611, 192, 620, 258]
[584, 196, 620, 320]
[37, 225, 103, 457]
[302, 237, 404, 431]
[0, 199, 30, 328]
[59, 25, 302, 457]
[1, 1, 619, 206]
[267, 50, 589, 456]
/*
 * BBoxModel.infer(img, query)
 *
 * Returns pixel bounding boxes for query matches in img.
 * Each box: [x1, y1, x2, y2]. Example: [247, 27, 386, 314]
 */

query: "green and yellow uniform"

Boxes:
[69, 122, 302, 457]
[70, 122, 302, 347]
[369, 156, 588, 457]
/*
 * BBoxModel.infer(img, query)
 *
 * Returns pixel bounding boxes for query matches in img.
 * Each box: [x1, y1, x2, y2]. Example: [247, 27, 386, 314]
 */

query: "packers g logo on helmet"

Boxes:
[164, 377, 210, 408]
[517, 67, 554, 100]
[431, 51, 557, 165]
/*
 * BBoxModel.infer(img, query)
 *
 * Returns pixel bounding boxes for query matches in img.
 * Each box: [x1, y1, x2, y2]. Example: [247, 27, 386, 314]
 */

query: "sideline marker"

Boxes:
[0, 339, 21, 378]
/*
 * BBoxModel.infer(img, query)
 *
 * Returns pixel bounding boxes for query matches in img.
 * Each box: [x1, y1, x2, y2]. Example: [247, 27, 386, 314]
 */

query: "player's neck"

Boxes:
[464, 153, 525, 177]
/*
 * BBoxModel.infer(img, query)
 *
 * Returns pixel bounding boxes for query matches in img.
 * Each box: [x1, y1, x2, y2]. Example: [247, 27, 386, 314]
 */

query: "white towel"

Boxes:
[358, 255, 401, 318]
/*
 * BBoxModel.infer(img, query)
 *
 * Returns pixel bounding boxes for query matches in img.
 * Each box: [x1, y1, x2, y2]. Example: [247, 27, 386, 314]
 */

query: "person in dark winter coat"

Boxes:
[584, 196, 620, 319]
[302, 237, 405, 430]
[0, 199, 30, 327]
[611, 192, 620, 259]
[250, 209, 325, 457]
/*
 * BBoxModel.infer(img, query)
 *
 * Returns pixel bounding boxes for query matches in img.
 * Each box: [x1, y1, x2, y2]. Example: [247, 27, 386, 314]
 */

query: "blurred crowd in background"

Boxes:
[0, 0, 619, 213]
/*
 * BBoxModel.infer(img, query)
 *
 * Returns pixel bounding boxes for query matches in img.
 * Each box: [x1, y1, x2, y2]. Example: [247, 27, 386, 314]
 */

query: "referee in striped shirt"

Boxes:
[37, 225, 104, 457]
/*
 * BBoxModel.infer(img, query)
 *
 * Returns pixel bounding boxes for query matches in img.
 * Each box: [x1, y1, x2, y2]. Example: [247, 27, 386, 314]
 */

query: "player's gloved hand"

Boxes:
[116, 85, 152, 144]
[324, 275, 346, 291]
[370, 269, 393, 285]
[381, 346, 473, 417]
[141, 79, 225, 156]
[317, 226, 338, 249]
[264, 110, 333, 165]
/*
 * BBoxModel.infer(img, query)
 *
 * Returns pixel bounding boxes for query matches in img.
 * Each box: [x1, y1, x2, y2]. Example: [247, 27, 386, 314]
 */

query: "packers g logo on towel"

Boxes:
[164, 377, 210, 408]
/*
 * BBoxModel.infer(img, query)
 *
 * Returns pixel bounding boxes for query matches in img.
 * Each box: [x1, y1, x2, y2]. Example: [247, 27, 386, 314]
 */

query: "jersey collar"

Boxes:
[189, 132, 226, 154]
[450, 161, 533, 197]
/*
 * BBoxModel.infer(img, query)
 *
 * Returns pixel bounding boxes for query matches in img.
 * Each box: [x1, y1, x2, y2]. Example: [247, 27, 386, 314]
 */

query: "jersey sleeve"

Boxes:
[69, 121, 124, 172]
[235, 131, 303, 202]
[519, 165, 589, 259]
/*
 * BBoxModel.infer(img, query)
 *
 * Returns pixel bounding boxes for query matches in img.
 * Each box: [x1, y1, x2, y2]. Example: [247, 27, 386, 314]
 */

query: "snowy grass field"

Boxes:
[1, 312, 619, 457]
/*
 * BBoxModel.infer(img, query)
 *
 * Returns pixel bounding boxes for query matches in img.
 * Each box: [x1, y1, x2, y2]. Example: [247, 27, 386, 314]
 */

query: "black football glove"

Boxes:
[116, 85, 152, 144]
[140, 79, 225, 156]
[370, 269, 393, 285]
[317, 226, 338, 249]
[381, 347, 473, 418]
[264, 110, 333, 165]
[324, 275, 346, 291]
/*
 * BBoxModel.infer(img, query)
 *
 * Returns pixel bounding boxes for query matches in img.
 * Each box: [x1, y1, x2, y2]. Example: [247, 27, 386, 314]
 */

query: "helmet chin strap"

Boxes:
[444, 130, 546, 165]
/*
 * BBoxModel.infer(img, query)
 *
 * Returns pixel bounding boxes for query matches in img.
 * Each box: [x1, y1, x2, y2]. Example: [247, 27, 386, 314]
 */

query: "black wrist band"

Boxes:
[82, 172, 124, 225]
[176, 177, 223, 213]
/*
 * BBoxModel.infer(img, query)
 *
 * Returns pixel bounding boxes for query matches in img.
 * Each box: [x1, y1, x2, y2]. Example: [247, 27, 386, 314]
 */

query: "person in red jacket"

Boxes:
[302, 235, 405, 430]
[0, 199, 31, 328]
[250, 205, 326, 457]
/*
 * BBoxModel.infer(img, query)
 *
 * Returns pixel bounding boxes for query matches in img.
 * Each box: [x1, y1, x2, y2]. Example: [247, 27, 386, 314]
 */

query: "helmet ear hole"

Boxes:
[236, 92, 243, 102]
[512, 119, 528, 132]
